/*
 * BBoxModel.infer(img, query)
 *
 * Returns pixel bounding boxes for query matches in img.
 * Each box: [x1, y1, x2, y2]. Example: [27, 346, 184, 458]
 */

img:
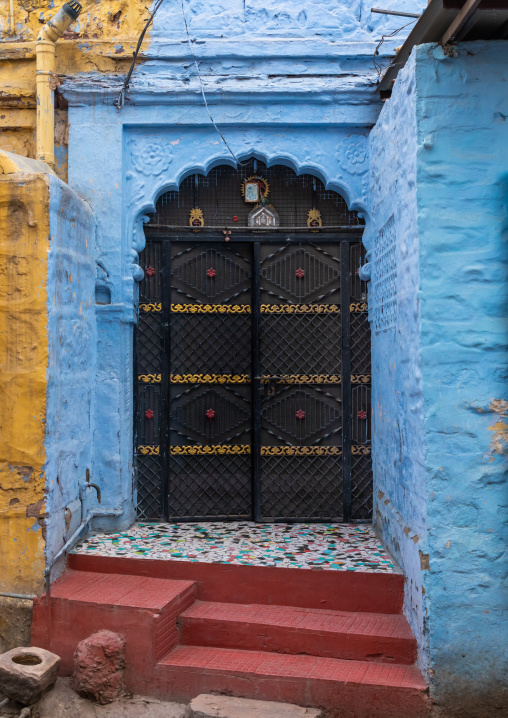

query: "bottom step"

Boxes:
[156, 646, 429, 718]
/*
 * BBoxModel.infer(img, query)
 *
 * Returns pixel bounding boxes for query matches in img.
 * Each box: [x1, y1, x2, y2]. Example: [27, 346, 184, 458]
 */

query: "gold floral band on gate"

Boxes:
[350, 302, 368, 312]
[351, 374, 371, 384]
[351, 446, 371, 455]
[140, 303, 162, 312]
[261, 375, 341, 384]
[137, 445, 160, 455]
[171, 374, 250, 384]
[138, 374, 162, 383]
[170, 445, 251, 455]
[171, 304, 251, 314]
[261, 446, 342, 456]
[261, 304, 340, 314]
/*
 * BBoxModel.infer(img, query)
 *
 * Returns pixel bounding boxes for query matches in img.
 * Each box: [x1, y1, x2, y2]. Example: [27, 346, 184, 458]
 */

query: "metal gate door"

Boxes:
[136, 235, 372, 522]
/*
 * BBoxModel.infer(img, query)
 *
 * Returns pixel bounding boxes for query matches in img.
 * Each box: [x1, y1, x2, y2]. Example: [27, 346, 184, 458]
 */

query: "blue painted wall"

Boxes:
[62, 0, 427, 527]
[369, 41, 508, 715]
[45, 176, 96, 567]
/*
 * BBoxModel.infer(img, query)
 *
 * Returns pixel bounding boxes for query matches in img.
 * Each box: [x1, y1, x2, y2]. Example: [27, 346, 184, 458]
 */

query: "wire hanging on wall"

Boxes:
[180, 0, 248, 167]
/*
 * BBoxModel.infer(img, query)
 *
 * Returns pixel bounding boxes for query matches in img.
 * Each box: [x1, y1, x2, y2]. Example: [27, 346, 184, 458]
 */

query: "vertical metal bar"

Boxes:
[161, 240, 172, 521]
[340, 240, 352, 522]
[251, 241, 262, 521]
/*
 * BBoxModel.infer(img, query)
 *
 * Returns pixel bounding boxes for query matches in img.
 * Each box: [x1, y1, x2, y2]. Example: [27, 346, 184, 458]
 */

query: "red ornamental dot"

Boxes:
[207, 268, 216, 278]
[296, 409, 305, 420]
[145, 266, 155, 277]
[145, 409, 154, 420]
[233, 216, 238, 222]
[355, 268, 360, 276]
[357, 410, 367, 420]
[295, 268, 305, 279]
[206, 409, 215, 419]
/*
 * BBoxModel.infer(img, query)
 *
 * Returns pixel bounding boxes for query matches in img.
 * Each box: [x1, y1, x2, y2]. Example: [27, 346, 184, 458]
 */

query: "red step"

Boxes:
[31, 570, 196, 694]
[68, 554, 404, 614]
[155, 646, 429, 718]
[180, 601, 417, 664]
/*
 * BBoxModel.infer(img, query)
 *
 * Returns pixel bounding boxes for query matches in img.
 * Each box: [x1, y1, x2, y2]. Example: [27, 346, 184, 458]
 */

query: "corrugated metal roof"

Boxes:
[378, 0, 508, 96]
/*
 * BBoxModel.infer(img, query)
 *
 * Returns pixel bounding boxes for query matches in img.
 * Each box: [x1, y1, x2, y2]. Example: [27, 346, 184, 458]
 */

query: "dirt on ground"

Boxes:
[0, 678, 186, 718]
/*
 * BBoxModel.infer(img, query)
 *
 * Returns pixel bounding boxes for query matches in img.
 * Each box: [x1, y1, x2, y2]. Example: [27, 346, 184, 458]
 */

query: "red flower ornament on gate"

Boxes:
[357, 410, 367, 420]
[145, 409, 154, 420]
[206, 409, 215, 419]
[295, 268, 305, 279]
[296, 409, 305, 420]
[207, 268, 216, 278]
[145, 266, 155, 277]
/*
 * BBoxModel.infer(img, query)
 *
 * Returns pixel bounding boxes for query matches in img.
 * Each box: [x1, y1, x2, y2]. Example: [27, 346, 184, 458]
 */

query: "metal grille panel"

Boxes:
[135, 164, 371, 522]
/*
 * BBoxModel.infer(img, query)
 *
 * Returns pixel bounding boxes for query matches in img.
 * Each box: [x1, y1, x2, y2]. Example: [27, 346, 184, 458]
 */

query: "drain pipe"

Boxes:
[44, 502, 123, 648]
[36, 2, 82, 167]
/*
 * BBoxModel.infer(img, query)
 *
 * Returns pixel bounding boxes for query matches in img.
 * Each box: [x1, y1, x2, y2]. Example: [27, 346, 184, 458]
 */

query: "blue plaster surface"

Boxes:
[369, 41, 508, 708]
[45, 176, 96, 566]
[61, 0, 429, 531]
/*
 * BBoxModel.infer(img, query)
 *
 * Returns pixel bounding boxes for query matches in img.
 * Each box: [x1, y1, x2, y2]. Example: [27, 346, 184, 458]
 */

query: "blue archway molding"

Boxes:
[126, 147, 371, 285]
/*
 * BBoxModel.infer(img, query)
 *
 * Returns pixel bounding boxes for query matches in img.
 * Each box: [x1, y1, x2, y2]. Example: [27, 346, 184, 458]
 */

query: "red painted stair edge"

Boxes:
[179, 600, 417, 664]
[68, 553, 404, 614]
[154, 646, 430, 718]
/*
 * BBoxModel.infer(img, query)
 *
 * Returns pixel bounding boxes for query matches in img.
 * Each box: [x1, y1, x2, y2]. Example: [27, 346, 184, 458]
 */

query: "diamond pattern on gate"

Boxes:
[136, 455, 162, 519]
[173, 247, 250, 302]
[137, 314, 163, 375]
[261, 247, 340, 301]
[351, 453, 373, 520]
[261, 315, 341, 376]
[262, 388, 341, 443]
[351, 312, 371, 375]
[173, 388, 250, 443]
[261, 455, 342, 519]
[169, 454, 251, 518]
[171, 314, 251, 374]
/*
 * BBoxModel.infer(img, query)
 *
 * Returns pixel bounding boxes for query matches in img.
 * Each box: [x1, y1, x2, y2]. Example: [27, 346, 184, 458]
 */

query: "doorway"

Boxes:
[135, 161, 371, 522]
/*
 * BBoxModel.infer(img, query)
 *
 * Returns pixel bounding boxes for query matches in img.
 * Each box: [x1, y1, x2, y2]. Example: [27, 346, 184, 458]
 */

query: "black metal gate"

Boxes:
[135, 162, 372, 523]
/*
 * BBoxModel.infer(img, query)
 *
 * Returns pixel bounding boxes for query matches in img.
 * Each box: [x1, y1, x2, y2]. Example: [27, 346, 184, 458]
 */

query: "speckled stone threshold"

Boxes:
[73, 522, 396, 573]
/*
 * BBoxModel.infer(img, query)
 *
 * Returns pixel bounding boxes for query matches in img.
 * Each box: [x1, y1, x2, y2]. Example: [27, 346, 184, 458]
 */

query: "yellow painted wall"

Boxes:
[0, 169, 51, 596]
[0, 1, 150, 181]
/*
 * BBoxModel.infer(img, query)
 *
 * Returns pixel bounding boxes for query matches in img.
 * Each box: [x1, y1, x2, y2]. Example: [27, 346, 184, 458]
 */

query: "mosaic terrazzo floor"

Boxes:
[73, 522, 396, 573]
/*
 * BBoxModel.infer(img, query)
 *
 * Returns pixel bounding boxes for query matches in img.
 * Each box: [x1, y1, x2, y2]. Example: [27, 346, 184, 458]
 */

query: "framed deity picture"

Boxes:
[244, 180, 260, 203]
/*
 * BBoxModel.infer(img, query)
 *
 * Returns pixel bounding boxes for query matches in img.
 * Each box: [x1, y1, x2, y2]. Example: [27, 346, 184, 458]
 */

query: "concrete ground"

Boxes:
[0, 678, 186, 718]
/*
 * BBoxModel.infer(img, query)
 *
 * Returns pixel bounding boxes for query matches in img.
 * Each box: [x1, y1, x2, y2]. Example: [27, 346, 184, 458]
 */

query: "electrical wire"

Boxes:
[114, 0, 166, 109]
[180, 0, 247, 166]
[373, 18, 418, 80]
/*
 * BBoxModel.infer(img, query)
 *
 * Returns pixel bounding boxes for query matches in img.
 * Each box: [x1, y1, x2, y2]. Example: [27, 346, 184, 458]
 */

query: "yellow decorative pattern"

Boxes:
[171, 374, 251, 384]
[261, 304, 340, 314]
[170, 445, 251, 455]
[138, 374, 162, 383]
[352, 446, 371, 456]
[261, 446, 342, 456]
[351, 374, 371, 384]
[137, 445, 160, 456]
[171, 304, 251, 314]
[140, 303, 162, 312]
[350, 302, 368, 313]
[261, 375, 341, 384]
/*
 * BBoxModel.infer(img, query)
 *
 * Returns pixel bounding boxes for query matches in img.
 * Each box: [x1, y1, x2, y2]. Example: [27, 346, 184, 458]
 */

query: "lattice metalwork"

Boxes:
[147, 160, 364, 229]
[137, 455, 163, 520]
[168, 454, 252, 519]
[135, 165, 371, 522]
[350, 452, 373, 521]
[171, 315, 251, 375]
[261, 315, 341, 376]
[261, 455, 343, 520]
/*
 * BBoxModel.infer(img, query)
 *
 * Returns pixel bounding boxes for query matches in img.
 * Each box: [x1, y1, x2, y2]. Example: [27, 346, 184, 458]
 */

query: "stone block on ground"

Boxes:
[184, 694, 325, 718]
[72, 630, 126, 705]
[0, 647, 60, 706]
